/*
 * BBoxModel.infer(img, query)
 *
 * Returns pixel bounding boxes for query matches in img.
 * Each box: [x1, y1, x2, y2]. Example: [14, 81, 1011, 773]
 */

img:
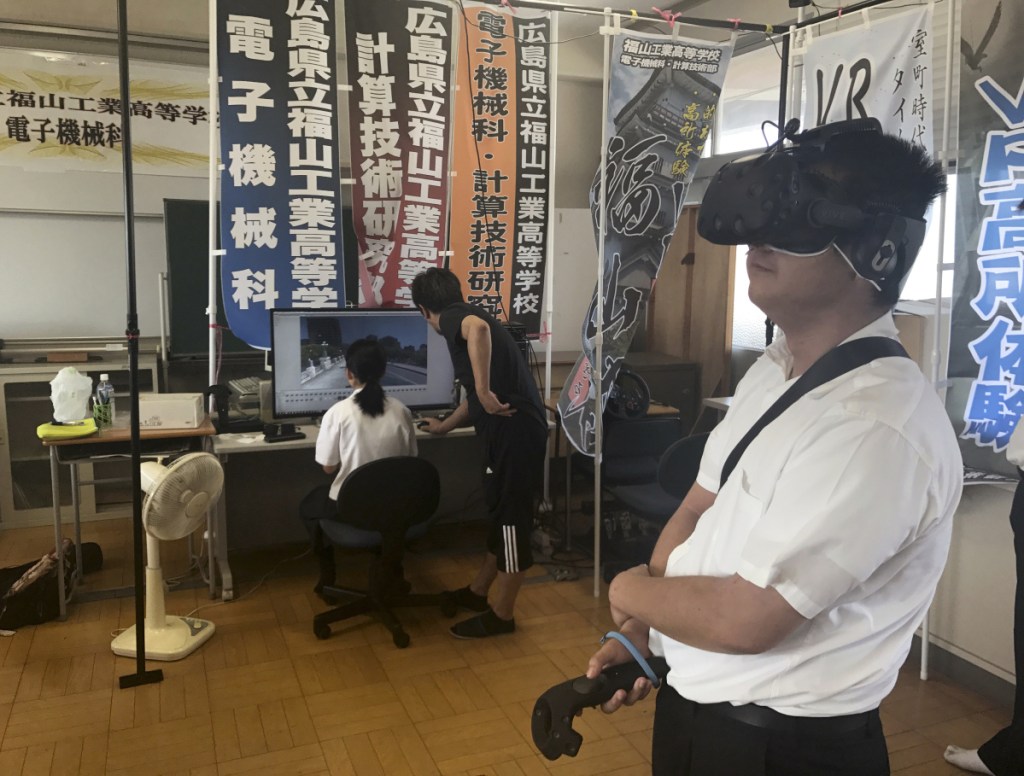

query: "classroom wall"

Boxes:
[0, 3, 607, 342]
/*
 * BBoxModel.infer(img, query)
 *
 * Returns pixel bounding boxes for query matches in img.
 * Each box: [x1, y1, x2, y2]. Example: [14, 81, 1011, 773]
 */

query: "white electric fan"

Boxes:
[111, 452, 224, 661]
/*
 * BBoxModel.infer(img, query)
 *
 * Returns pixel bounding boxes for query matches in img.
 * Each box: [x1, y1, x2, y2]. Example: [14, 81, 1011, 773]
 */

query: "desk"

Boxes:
[42, 418, 217, 619]
[210, 423, 479, 601]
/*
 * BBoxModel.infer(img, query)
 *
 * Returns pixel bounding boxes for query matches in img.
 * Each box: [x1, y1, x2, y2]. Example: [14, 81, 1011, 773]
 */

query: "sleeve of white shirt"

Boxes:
[400, 405, 418, 457]
[315, 408, 341, 468]
[735, 412, 938, 619]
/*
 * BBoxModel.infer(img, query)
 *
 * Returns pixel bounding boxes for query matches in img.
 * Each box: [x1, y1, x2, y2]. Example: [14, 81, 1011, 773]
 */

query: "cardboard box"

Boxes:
[139, 393, 204, 428]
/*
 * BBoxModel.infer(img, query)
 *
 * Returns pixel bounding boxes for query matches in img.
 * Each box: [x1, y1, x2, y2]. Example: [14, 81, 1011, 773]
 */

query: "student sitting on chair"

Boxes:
[300, 338, 417, 596]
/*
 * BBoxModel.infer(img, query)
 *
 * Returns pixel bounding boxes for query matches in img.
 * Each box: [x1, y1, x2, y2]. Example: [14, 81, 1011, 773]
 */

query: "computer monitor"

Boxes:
[269, 308, 456, 419]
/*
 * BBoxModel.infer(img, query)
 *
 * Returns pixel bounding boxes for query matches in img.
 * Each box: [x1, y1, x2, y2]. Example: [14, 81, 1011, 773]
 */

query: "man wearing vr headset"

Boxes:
[583, 119, 963, 775]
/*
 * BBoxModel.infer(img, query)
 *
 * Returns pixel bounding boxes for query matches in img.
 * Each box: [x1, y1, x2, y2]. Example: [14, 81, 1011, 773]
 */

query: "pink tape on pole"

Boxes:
[652, 6, 682, 30]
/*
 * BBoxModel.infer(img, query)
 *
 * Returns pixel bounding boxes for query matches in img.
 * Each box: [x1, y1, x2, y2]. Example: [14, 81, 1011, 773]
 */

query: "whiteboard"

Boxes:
[0, 166, 207, 339]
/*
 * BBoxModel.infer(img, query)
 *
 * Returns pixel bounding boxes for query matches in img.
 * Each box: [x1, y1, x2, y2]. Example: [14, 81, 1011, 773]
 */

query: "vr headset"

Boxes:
[697, 118, 926, 301]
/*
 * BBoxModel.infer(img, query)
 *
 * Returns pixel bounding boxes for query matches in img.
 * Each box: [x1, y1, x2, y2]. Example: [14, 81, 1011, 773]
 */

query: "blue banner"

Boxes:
[218, 0, 344, 350]
[946, 0, 1024, 475]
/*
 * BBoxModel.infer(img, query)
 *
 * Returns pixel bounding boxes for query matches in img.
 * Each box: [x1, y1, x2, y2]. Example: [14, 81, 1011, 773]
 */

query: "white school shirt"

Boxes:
[649, 313, 963, 716]
[315, 391, 417, 500]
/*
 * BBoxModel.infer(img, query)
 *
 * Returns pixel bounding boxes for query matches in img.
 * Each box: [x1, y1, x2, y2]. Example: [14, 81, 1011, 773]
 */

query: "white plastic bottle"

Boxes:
[95, 373, 116, 427]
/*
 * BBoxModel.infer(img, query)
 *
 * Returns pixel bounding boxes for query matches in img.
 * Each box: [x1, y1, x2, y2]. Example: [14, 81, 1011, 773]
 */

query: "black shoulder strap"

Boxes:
[719, 336, 909, 490]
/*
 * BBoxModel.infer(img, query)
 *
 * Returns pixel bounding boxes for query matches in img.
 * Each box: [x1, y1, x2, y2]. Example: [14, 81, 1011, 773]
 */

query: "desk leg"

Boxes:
[214, 491, 234, 601]
[71, 463, 83, 585]
[49, 447, 67, 620]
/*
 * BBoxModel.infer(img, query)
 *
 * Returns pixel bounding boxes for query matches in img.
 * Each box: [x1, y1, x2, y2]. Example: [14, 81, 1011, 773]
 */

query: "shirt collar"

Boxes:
[764, 312, 900, 375]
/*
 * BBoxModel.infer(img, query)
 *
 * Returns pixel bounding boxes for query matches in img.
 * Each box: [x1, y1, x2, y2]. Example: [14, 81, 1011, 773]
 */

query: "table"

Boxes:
[42, 418, 217, 619]
[210, 423, 479, 601]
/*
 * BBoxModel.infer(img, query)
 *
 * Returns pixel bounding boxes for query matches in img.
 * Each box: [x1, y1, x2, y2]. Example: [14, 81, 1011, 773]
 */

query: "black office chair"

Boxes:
[608, 432, 710, 524]
[311, 456, 455, 647]
[599, 433, 710, 580]
[572, 415, 684, 486]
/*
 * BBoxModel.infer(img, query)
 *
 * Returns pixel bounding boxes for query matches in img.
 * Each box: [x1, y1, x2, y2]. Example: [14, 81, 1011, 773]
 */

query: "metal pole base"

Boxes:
[119, 668, 164, 689]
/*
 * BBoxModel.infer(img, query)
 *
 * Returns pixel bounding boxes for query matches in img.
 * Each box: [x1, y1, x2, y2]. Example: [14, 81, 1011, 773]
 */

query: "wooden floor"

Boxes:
[0, 517, 1012, 775]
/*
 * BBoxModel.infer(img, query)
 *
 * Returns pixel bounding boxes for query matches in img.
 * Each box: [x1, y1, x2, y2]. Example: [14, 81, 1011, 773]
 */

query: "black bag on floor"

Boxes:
[0, 540, 102, 630]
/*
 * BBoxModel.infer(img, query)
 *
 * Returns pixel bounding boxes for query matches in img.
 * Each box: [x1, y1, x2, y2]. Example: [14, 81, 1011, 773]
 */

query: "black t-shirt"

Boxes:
[438, 303, 545, 427]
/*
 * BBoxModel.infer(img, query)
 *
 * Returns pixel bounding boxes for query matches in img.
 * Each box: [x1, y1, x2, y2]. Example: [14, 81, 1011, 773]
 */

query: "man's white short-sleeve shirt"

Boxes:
[650, 313, 963, 716]
[315, 392, 417, 500]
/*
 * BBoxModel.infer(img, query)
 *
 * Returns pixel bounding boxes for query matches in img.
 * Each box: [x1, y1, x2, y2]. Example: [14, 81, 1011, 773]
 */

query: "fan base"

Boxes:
[111, 616, 215, 661]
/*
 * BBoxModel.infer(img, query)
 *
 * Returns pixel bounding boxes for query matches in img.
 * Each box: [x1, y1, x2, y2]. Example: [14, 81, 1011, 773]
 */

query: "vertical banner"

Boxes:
[557, 31, 732, 455]
[217, 0, 345, 350]
[344, 0, 455, 308]
[802, 6, 933, 151]
[448, 3, 553, 336]
[947, 0, 1024, 474]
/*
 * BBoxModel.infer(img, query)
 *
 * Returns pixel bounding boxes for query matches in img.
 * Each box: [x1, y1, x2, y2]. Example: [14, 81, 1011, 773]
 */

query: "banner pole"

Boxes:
[922, 0, 956, 684]
[543, 11, 559, 512]
[593, 8, 614, 598]
[207, 0, 219, 402]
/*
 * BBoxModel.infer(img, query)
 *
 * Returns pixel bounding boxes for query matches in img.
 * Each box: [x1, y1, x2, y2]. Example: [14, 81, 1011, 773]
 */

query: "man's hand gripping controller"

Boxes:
[531, 655, 669, 760]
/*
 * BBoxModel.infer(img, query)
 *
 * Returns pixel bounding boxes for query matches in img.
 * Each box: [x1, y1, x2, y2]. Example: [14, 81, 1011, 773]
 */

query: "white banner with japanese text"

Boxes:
[448, 3, 552, 337]
[802, 5, 933, 151]
[218, 0, 346, 350]
[947, 0, 1024, 475]
[345, 0, 455, 309]
[0, 49, 208, 174]
[558, 31, 732, 456]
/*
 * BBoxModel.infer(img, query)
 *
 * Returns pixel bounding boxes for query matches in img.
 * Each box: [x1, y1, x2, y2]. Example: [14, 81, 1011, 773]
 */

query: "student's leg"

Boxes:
[950, 470, 1024, 775]
[450, 416, 543, 637]
[298, 485, 336, 591]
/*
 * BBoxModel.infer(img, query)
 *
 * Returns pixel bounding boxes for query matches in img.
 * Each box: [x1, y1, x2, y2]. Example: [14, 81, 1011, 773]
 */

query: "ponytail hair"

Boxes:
[346, 338, 387, 417]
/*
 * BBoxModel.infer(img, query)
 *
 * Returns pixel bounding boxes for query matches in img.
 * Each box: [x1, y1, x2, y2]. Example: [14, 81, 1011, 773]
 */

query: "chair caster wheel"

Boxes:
[393, 630, 410, 648]
[313, 622, 331, 640]
[441, 600, 457, 617]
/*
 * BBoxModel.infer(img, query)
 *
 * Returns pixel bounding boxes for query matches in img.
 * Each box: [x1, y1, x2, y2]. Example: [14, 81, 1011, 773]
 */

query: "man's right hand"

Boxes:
[585, 621, 654, 713]
[418, 416, 448, 435]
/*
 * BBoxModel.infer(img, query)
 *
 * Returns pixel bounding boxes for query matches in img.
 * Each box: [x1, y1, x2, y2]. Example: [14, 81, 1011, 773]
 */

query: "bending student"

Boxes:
[583, 121, 963, 775]
[412, 268, 547, 639]
[299, 338, 417, 595]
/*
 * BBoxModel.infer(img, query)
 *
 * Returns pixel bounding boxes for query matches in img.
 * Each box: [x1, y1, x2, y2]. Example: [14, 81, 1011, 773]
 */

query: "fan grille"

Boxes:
[143, 453, 225, 541]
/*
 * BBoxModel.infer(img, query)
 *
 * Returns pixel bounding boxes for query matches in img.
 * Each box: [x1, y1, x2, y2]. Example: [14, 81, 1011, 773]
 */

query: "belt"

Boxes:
[703, 700, 877, 736]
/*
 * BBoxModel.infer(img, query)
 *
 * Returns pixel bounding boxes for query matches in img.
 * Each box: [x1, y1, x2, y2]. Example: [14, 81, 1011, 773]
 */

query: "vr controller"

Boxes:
[531, 656, 669, 760]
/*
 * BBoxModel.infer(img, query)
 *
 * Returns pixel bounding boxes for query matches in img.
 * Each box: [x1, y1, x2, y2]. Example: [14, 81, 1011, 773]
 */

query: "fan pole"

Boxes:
[115, 0, 163, 690]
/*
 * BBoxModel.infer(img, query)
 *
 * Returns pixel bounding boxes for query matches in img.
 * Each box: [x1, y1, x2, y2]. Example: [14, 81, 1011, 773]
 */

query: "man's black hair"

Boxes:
[809, 131, 946, 219]
[411, 267, 463, 313]
[346, 338, 387, 417]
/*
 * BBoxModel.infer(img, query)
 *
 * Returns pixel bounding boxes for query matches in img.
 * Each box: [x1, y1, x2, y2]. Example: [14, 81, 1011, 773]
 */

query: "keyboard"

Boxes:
[228, 375, 262, 397]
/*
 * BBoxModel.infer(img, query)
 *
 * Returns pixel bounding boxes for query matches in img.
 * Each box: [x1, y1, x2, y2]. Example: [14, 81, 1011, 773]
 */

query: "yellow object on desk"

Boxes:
[36, 418, 98, 440]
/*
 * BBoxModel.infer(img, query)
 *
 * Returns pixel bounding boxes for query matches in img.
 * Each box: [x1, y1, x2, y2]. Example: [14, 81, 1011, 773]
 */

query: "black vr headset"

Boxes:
[697, 118, 927, 301]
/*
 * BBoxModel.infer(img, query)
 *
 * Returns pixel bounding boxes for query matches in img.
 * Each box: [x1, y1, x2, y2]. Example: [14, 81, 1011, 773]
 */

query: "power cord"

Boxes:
[181, 547, 312, 619]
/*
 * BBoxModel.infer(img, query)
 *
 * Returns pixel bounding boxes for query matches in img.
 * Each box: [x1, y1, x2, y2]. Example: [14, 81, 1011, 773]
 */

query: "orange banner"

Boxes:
[449, 4, 551, 332]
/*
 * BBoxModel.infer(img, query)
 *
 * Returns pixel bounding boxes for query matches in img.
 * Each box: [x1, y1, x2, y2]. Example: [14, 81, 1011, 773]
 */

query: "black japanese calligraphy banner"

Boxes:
[558, 31, 732, 456]
[946, 0, 1024, 474]
[802, 5, 933, 150]
[0, 49, 208, 175]
[217, 0, 345, 350]
[345, 0, 455, 308]
[449, 3, 552, 335]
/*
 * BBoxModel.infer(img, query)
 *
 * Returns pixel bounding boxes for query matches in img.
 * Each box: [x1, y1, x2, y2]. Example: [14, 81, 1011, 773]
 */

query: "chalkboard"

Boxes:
[164, 199, 251, 356]
[163, 199, 360, 357]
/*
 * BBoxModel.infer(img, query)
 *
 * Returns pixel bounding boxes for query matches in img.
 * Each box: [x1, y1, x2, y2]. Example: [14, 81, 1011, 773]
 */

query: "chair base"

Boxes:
[313, 586, 454, 648]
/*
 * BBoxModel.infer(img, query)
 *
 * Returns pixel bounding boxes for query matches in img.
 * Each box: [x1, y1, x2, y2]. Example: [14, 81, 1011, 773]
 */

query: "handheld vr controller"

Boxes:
[531, 656, 669, 760]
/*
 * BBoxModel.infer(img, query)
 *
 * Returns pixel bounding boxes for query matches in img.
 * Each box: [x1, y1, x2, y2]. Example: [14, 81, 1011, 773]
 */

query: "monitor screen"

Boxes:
[269, 308, 455, 418]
